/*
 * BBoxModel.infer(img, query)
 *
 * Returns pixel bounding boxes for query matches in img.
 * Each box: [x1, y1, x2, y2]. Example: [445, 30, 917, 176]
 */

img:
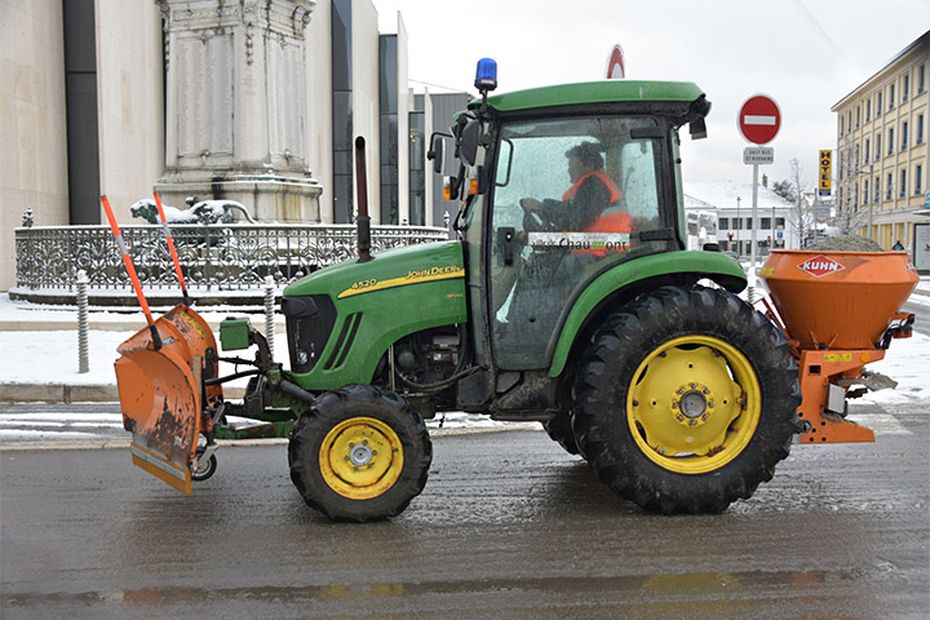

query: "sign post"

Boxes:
[738, 95, 781, 297]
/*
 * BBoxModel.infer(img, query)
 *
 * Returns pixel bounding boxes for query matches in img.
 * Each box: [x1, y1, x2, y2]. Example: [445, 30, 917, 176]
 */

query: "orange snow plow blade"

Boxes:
[115, 305, 221, 494]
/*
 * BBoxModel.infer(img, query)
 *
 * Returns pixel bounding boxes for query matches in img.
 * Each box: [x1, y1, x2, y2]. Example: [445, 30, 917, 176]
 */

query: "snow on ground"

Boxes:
[858, 330, 930, 405]
[0, 293, 277, 328]
[0, 329, 288, 388]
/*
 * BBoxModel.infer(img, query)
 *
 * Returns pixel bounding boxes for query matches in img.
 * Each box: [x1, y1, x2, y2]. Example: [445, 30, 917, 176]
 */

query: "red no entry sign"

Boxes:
[738, 95, 780, 144]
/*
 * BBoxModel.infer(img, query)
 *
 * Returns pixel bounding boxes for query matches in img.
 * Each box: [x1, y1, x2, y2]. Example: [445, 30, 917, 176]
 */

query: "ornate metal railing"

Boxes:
[14, 223, 449, 293]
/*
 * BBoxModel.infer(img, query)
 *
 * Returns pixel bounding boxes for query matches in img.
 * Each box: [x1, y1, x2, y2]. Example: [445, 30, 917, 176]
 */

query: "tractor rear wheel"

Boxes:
[288, 384, 431, 521]
[572, 285, 801, 514]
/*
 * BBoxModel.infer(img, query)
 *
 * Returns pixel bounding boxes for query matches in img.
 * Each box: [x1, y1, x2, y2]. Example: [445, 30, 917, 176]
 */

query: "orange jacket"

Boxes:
[562, 171, 630, 257]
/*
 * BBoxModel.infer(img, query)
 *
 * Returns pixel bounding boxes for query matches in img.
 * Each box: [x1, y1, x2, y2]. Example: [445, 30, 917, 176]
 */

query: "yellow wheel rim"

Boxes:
[626, 335, 761, 475]
[319, 416, 404, 500]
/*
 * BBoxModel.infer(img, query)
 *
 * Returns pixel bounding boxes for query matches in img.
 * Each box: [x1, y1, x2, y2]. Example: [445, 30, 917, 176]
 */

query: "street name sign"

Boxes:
[738, 95, 781, 144]
[743, 146, 774, 165]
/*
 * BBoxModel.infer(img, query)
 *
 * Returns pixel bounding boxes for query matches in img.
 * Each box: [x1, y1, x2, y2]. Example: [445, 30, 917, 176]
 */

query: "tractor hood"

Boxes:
[283, 240, 465, 301]
[282, 240, 468, 389]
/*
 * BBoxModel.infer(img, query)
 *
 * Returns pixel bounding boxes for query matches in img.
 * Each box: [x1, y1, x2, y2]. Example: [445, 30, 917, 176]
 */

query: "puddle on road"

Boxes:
[3, 564, 899, 610]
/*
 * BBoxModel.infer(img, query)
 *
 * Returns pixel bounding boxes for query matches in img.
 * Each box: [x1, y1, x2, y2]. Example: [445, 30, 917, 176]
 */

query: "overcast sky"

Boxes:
[372, 0, 930, 187]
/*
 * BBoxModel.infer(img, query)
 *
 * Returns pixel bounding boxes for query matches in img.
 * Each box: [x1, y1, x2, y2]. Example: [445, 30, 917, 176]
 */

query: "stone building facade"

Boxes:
[1, 0, 464, 290]
[832, 30, 929, 249]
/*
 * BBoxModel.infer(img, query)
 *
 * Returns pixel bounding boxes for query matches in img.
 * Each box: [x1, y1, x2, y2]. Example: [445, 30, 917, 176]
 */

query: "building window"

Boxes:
[848, 111, 852, 132]
[745, 217, 753, 230]
[902, 121, 908, 150]
[877, 91, 883, 116]
[916, 164, 923, 195]
[918, 114, 924, 145]
[919, 64, 926, 94]
[856, 106, 861, 128]
[719, 217, 729, 230]
[899, 169, 907, 198]
[866, 99, 871, 121]
[840, 115, 844, 136]
[864, 179, 869, 204]
[761, 217, 771, 229]
[889, 83, 895, 109]
[888, 127, 894, 155]
[903, 74, 909, 102]
[886, 173, 893, 200]
[874, 175, 880, 202]
[776, 217, 785, 228]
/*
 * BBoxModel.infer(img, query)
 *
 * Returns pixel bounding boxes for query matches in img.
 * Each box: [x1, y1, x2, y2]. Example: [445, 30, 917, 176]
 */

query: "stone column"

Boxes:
[154, 0, 322, 222]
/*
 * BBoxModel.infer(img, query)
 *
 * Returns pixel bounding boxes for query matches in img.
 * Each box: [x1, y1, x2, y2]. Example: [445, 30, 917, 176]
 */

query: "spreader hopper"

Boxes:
[760, 250, 918, 350]
[760, 250, 917, 444]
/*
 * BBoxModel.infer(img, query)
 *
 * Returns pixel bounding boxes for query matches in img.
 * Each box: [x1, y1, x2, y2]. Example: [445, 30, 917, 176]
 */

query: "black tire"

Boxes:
[541, 412, 581, 457]
[572, 285, 801, 514]
[288, 384, 431, 522]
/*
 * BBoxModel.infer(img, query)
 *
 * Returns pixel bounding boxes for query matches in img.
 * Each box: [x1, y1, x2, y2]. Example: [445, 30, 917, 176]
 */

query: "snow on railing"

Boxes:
[14, 223, 447, 293]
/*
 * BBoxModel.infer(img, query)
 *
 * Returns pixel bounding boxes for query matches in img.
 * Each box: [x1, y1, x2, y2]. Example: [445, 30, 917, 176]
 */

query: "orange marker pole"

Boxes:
[153, 192, 192, 306]
[100, 195, 162, 350]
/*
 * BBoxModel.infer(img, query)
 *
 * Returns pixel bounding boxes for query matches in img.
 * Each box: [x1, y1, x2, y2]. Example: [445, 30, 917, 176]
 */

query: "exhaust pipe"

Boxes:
[354, 136, 373, 263]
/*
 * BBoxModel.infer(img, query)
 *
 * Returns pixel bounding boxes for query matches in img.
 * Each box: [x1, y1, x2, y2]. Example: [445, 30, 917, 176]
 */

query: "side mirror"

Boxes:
[459, 120, 481, 167]
[429, 137, 444, 174]
[427, 132, 452, 174]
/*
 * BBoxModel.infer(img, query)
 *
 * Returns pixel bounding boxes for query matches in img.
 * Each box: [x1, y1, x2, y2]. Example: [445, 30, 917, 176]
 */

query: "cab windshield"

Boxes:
[489, 115, 672, 369]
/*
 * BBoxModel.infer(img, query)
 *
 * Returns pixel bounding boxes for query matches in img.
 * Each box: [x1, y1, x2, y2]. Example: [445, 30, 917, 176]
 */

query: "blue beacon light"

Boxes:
[475, 58, 498, 92]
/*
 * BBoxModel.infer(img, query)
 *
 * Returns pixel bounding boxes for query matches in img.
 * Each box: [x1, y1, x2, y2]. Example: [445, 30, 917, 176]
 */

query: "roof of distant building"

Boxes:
[683, 181, 795, 211]
[832, 29, 929, 110]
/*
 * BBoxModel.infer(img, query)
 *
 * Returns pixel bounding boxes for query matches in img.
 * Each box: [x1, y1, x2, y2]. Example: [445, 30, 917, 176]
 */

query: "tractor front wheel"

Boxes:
[572, 285, 801, 514]
[288, 384, 431, 521]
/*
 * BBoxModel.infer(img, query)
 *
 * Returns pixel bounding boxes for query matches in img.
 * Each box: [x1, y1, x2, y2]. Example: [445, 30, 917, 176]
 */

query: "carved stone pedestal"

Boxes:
[155, 0, 322, 222]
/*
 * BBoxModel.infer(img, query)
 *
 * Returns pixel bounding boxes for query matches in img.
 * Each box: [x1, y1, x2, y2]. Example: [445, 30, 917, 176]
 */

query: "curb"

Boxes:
[0, 383, 245, 403]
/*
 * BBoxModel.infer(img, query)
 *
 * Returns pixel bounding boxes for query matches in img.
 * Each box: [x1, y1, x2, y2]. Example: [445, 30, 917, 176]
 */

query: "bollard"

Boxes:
[264, 275, 275, 361]
[77, 270, 89, 373]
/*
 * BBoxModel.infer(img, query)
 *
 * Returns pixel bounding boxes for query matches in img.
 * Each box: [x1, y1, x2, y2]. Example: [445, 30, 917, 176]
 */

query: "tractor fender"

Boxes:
[547, 250, 747, 378]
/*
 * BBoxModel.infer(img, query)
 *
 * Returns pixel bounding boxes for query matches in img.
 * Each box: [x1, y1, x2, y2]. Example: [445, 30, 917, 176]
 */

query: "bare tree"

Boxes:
[781, 159, 816, 248]
[833, 199, 867, 235]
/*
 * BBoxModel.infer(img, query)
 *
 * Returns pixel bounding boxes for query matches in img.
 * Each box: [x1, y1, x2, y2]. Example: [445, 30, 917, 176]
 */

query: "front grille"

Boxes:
[283, 295, 336, 374]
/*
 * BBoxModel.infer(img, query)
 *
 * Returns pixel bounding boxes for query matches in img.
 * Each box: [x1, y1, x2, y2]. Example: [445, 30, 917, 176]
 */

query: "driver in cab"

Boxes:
[519, 141, 629, 238]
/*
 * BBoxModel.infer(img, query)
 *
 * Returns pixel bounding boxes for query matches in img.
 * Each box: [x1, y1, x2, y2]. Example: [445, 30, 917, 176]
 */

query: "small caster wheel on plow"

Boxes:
[191, 443, 218, 482]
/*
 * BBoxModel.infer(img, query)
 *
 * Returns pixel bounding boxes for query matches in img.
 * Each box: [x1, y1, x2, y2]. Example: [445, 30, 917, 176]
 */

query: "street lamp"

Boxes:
[736, 196, 741, 256]
[867, 163, 874, 240]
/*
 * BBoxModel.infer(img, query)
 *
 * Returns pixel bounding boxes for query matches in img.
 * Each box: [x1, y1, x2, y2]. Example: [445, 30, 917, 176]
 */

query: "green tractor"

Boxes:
[117, 58, 800, 521]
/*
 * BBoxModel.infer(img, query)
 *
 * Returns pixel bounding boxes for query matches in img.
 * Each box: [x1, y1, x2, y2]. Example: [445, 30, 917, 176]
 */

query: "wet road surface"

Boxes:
[2, 405, 929, 619]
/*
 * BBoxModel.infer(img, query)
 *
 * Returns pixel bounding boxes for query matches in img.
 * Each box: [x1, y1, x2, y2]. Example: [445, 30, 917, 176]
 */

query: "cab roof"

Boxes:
[472, 80, 705, 114]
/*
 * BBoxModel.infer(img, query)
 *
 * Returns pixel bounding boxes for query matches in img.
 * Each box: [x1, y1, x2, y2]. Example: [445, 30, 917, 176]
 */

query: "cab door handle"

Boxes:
[498, 227, 516, 266]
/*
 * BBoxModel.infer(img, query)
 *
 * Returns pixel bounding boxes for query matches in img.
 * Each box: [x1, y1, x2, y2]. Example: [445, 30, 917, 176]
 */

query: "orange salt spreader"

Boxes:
[759, 250, 918, 444]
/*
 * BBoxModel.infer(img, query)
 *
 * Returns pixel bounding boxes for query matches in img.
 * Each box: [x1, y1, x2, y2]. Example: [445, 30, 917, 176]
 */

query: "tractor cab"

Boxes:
[428, 62, 722, 409]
